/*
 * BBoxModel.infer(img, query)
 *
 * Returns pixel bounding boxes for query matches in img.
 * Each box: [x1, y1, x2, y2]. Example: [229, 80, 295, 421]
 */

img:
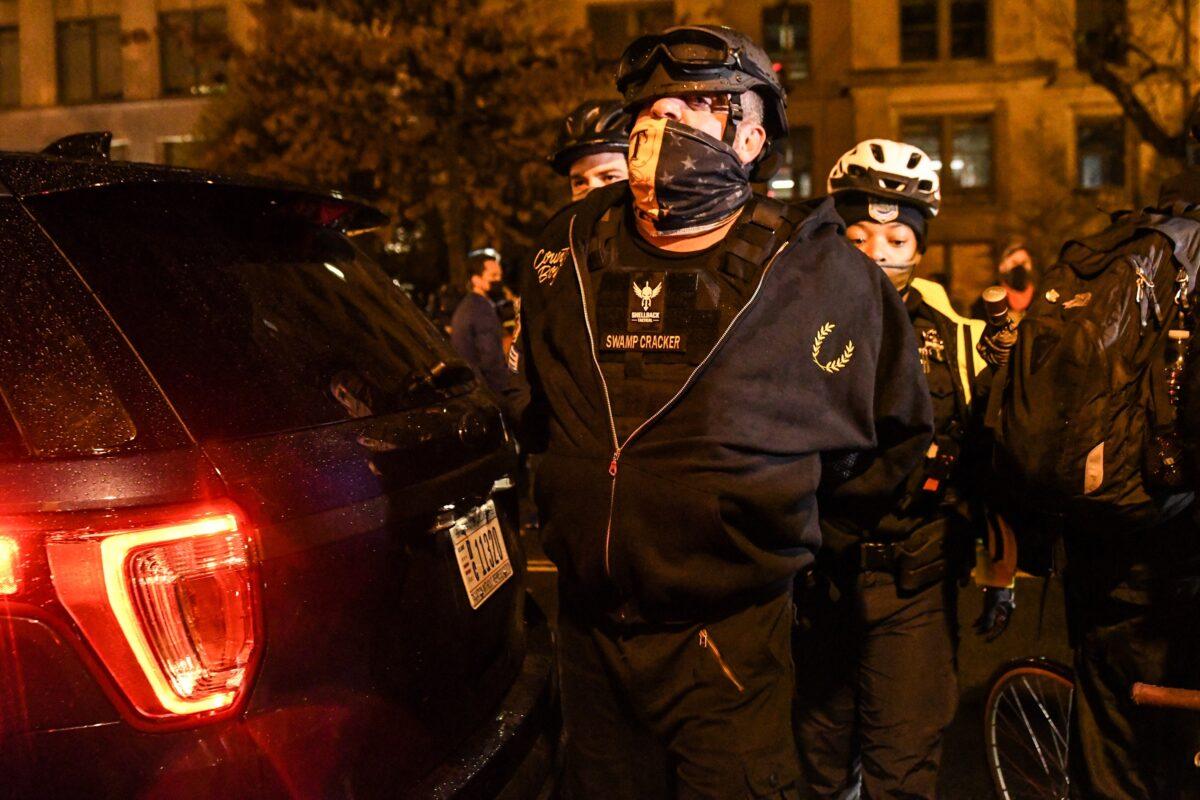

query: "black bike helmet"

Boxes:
[548, 99, 632, 175]
[615, 25, 788, 141]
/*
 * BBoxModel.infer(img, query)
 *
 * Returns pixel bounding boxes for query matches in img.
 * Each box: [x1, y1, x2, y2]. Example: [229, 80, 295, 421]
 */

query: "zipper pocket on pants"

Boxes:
[699, 628, 745, 693]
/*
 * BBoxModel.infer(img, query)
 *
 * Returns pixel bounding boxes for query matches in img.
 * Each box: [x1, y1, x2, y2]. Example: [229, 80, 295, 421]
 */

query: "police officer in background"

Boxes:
[794, 139, 1015, 799]
[550, 99, 632, 202]
[505, 27, 932, 799]
[450, 248, 509, 395]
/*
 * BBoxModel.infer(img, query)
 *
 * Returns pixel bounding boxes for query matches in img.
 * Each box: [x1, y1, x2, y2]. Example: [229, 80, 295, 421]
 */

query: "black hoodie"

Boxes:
[506, 184, 933, 623]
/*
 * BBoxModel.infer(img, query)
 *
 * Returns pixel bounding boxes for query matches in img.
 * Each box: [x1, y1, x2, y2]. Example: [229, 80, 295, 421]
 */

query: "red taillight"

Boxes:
[0, 535, 18, 595]
[41, 503, 261, 724]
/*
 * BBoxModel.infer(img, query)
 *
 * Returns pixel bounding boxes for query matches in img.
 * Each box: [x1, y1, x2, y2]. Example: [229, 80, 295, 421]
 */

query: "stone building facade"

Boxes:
[0, 1, 1193, 307]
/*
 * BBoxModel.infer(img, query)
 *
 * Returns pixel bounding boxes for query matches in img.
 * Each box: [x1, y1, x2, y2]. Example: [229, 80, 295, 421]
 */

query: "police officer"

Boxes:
[793, 139, 1014, 799]
[450, 247, 509, 394]
[550, 99, 632, 202]
[504, 28, 933, 799]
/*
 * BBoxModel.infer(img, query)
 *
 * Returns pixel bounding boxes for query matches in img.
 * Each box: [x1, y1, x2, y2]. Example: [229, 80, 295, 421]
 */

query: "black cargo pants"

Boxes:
[792, 569, 958, 799]
[556, 588, 801, 800]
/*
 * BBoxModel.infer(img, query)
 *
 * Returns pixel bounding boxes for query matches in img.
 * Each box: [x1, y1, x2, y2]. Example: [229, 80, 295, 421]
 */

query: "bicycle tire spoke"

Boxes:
[987, 668, 1074, 800]
[1000, 754, 1061, 799]
[1002, 688, 1054, 775]
[996, 712, 1047, 762]
[1020, 676, 1070, 762]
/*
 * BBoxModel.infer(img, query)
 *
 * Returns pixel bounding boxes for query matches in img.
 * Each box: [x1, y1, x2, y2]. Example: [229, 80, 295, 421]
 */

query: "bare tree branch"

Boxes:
[1125, 40, 1192, 85]
[1076, 45, 1188, 160]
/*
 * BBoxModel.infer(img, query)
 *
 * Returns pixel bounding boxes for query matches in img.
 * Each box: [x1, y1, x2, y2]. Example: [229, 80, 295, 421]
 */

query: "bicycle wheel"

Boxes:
[984, 657, 1074, 800]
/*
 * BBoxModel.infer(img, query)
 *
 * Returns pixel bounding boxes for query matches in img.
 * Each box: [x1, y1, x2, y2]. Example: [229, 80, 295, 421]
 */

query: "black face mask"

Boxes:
[486, 280, 506, 302]
[628, 117, 752, 236]
[879, 260, 919, 295]
[1002, 264, 1029, 292]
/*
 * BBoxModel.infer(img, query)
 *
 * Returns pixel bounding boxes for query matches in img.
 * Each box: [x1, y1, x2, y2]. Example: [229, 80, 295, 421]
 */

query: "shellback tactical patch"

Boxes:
[596, 270, 714, 360]
[628, 271, 667, 331]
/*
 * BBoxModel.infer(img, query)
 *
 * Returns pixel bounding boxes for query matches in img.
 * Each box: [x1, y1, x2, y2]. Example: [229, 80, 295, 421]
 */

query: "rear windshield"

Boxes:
[28, 184, 470, 440]
[0, 199, 186, 459]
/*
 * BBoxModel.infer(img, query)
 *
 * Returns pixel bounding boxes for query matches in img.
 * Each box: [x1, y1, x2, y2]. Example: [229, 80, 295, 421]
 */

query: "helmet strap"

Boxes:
[722, 92, 743, 147]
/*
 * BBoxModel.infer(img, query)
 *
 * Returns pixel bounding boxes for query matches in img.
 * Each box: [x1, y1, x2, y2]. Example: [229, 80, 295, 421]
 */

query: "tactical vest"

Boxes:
[588, 197, 809, 438]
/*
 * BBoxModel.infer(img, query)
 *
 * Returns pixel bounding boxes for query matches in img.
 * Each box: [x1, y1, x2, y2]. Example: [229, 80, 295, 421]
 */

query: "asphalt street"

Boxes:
[518, 523, 1071, 799]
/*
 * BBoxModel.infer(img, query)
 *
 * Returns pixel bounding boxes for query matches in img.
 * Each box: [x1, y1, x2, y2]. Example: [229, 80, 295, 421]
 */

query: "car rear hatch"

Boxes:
[5, 162, 532, 794]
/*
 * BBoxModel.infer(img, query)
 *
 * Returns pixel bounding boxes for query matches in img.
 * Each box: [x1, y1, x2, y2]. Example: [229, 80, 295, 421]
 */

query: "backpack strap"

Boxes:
[1144, 215, 1200, 288]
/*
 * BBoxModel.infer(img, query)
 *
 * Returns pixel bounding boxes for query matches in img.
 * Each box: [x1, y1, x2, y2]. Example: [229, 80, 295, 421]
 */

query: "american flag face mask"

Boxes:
[627, 116, 752, 237]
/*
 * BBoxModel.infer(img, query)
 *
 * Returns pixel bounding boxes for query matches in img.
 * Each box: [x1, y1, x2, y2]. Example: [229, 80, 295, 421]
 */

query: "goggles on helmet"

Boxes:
[616, 28, 744, 93]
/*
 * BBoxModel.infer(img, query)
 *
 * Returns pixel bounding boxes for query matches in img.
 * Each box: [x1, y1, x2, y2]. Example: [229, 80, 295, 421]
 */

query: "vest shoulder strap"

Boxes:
[592, 196, 806, 279]
[721, 195, 805, 281]
[588, 205, 622, 271]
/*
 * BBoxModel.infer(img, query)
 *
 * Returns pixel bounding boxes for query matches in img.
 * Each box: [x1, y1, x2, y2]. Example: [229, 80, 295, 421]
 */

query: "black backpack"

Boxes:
[991, 205, 1200, 527]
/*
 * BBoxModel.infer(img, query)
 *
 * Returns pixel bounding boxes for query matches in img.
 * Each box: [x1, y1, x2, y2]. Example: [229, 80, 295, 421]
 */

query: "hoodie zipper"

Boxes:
[569, 215, 789, 578]
[699, 628, 745, 692]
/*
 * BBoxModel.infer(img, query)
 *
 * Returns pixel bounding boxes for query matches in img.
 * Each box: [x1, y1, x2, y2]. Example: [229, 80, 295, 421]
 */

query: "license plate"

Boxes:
[449, 501, 513, 610]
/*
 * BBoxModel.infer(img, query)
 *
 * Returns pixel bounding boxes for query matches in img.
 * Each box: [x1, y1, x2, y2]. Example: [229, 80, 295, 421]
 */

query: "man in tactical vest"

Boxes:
[549, 99, 632, 202]
[794, 139, 1015, 798]
[504, 26, 933, 798]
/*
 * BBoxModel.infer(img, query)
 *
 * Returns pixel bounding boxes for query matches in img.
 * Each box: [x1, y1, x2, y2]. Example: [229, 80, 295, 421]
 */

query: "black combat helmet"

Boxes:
[615, 25, 788, 142]
[548, 99, 632, 175]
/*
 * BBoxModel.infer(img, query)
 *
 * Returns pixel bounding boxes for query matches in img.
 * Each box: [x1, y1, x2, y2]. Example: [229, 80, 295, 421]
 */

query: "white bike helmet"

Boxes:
[827, 139, 941, 218]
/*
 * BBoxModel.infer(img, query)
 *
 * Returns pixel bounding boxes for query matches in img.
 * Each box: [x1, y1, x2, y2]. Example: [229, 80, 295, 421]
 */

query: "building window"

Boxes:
[160, 8, 229, 96]
[1076, 0, 1127, 65]
[160, 136, 206, 167]
[901, 0, 989, 62]
[1076, 117, 1125, 189]
[587, 2, 675, 62]
[900, 0, 939, 62]
[0, 26, 18, 108]
[56, 16, 123, 104]
[768, 126, 813, 200]
[762, 3, 810, 83]
[901, 114, 994, 194]
[950, 0, 988, 59]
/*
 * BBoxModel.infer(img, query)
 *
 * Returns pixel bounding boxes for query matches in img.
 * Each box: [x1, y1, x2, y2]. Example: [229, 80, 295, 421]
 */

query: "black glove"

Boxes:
[974, 586, 1015, 641]
[977, 325, 1018, 367]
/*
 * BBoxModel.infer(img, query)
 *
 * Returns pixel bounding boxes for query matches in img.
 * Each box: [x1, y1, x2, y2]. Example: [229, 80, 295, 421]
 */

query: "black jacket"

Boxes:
[506, 184, 933, 622]
[450, 292, 508, 395]
[821, 277, 992, 543]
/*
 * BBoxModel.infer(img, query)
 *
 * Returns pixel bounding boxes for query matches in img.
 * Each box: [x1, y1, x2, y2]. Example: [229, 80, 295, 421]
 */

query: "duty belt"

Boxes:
[846, 530, 953, 592]
[856, 541, 899, 572]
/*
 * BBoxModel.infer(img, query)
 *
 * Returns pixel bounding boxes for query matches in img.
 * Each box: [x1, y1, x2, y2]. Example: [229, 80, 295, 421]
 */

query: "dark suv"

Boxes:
[0, 138, 555, 799]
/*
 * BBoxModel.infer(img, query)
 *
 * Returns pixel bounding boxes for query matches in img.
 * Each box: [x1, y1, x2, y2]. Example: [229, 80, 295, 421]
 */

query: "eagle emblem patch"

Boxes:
[634, 281, 663, 311]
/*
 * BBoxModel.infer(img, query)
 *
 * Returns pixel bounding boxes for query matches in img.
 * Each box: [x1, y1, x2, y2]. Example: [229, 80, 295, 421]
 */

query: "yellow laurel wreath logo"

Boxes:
[812, 322, 855, 374]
